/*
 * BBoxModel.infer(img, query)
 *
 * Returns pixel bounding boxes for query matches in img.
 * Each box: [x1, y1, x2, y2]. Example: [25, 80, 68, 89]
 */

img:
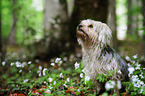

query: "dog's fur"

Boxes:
[77, 19, 129, 93]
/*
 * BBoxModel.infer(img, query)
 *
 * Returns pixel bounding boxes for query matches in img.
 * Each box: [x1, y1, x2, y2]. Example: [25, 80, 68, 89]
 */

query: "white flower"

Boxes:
[28, 61, 32, 64]
[59, 73, 63, 78]
[51, 63, 55, 66]
[2, 61, 6, 66]
[48, 77, 53, 82]
[139, 72, 144, 79]
[15, 61, 21, 67]
[105, 82, 111, 91]
[10, 62, 14, 66]
[128, 67, 135, 75]
[133, 54, 137, 59]
[55, 58, 61, 63]
[77, 89, 80, 92]
[117, 81, 121, 89]
[105, 81, 115, 90]
[80, 73, 83, 78]
[39, 66, 42, 70]
[85, 76, 90, 84]
[66, 78, 70, 82]
[37, 70, 41, 77]
[23, 79, 29, 83]
[74, 62, 79, 70]
[45, 89, 51, 94]
[63, 84, 67, 87]
[118, 70, 122, 74]
[135, 63, 141, 70]
[53, 81, 56, 85]
[125, 56, 130, 61]
[49, 86, 53, 89]
[43, 68, 47, 76]
[19, 70, 22, 73]
[58, 61, 63, 66]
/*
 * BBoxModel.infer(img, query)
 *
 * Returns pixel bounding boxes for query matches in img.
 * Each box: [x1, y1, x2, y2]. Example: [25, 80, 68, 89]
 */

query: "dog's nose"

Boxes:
[77, 24, 83, 29]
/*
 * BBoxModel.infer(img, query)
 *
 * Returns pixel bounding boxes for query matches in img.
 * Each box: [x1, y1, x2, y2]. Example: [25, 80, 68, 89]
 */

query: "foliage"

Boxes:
[0, 54, 145, 95]
[1, 0, 43, 45]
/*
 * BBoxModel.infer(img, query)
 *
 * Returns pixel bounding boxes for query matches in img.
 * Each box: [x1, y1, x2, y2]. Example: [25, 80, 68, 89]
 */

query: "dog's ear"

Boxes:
[97, 24, 112, 46]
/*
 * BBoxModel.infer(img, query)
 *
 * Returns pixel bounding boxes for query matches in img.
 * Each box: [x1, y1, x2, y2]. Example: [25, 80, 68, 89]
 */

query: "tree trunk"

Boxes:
[0, 1, 2, 61]
[44, 0, 69, 58]
[8, 0, 17, 45]
[142, 0, 145, 58]
[127, 0, 138, 38]
[69, 0, 108, 49]
[107, 0, 117, 49]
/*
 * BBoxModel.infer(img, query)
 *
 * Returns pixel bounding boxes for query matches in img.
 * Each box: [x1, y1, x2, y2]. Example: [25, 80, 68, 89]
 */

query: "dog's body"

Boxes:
[77, 19, 129, 93]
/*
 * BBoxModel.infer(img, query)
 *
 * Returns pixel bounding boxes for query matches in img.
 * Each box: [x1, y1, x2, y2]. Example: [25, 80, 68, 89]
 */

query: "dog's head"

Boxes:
[77, 19, 112, 47]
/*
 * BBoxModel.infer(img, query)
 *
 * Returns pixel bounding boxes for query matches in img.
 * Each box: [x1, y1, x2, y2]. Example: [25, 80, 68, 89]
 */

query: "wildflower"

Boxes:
[22, 62, 26, 67]
[125, 56, 130, 61]
[118, 70, 122, 74]
[77, 89, 80, 92]
[19, 70, 22, 73]
[39, 66, 42, 70]
[43, 68, 48, 76]
[28, 61, 32, 64]
[63, 84, 67, 87]
[74, 62, 79, 70]
[38, 72, 41, 77]
[48, 86, 53, 89]
[85, 76, 90, 84]
[48, 77, 53, 82]
[55, 58, 61, 63]
[2, 61, 6, 66]
[135, 63, 141, 70]
[59, 73, 63, 78]
[15, 61, 21, 67]
[66, 78, 70, 82]
[53, 81, 56, 85]
[51, 63, 55, 66]
[128, 67, 135, 77]
[58, 60, 63, 66]
[133, 54, 137, 59]
[139, 72, 144, 79]
[117, 81, 121, 89]
[45, 89, 51, 94]
[105, 81, 115, 90]
[10, 62, 14, 66]
[80, 73, 83, 78]
[23, 79, 29, 83]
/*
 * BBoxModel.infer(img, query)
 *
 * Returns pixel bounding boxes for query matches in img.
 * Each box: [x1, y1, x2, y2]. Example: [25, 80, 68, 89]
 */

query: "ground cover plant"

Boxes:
[0, 54, 145, 96]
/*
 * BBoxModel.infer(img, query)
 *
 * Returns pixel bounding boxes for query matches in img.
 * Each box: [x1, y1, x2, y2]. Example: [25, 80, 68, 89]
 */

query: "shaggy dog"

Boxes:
[76, 19, 129, 94]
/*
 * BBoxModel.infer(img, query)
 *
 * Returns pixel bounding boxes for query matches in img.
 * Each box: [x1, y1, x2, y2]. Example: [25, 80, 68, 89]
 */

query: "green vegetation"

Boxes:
[0, 55, 145, 95]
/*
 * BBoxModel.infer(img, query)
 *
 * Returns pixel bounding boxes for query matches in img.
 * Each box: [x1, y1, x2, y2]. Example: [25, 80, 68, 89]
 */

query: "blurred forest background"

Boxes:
[0, 0, 145, 63]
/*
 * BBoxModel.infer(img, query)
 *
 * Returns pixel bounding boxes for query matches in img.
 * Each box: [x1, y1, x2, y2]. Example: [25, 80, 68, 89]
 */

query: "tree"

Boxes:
[107, 0, 117, 48]
[8, 0, 17, 45]
[127, 0, 138, 38]
[142, 0, 145, 58]
[69, 0, 109, 49]
[44, 0, 69, 58]
[0, 0, 2, 61]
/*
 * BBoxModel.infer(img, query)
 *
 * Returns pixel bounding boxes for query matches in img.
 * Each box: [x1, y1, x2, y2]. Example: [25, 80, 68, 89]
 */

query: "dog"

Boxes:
[76, 19, 129, 94]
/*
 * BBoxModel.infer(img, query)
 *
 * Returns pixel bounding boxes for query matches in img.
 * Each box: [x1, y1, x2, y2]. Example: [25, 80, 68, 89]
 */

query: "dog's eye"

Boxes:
[88, 25, 93, 28]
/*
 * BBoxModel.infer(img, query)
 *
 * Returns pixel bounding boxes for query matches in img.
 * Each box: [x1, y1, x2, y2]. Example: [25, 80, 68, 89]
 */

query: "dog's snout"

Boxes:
[78, 24, 83, 29]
